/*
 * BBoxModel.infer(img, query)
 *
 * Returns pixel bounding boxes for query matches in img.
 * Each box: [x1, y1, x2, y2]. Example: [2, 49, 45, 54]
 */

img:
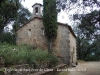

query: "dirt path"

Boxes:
[59, 61, 100, 75]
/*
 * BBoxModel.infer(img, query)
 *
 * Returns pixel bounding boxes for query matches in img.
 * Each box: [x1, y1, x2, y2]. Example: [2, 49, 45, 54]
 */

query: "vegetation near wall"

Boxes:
[0, 43, 58, 68]
[43, 0, 58, 54]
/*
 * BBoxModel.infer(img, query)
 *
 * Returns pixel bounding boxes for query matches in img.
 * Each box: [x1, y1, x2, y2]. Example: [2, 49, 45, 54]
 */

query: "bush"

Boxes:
[1, 32, 14, 44]
[0, 43, 58, 67]
[48, 54, 58, 66]
[0, 43, 37, 65]
[30, 49, 58, 68]
[32, 49, 48, 62]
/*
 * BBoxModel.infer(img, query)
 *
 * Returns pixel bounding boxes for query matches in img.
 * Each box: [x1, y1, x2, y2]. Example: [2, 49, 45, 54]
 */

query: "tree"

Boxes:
[13, 4, 31, 29]
[12, 4, 31, 32]
[76, 10, 100, 39]
[0, 0, 20, 41]
[73, 10, 100, 60]
[56, 0, 100, 23]
[1, 32, 14, 44]
[43, 0, 58, 54]
[0, 0, 31, 44]
[12, 5, 31, 45]
[56, 0, 100, 12]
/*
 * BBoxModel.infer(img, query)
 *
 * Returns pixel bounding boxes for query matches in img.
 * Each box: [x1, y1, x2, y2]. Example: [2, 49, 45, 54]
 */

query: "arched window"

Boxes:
[73, 47, 75, 53]
[41, 27, 44, 35]
[35, 7, 38, 15]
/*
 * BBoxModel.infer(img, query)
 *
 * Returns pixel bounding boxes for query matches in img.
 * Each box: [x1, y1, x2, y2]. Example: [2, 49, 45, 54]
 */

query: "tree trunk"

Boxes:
[77, 38, 81, 59]
[48, 38, 53, 54]
[0, 29, 3, 42]
[13, 33, 16, 45]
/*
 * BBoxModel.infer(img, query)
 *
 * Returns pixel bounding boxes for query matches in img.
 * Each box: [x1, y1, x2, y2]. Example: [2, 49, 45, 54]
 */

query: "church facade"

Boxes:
[16, 3, 77, 65]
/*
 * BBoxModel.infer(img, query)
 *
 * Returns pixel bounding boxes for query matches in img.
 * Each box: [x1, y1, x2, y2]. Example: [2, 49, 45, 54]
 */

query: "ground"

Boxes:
[59, 61, 100, 75]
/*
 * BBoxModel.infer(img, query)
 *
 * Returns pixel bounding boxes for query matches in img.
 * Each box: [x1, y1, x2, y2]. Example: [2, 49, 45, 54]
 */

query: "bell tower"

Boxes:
[32, 3, 42, 18]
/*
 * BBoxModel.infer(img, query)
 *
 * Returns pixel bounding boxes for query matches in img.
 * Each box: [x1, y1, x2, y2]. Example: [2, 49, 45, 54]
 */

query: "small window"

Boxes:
[41, 27, 44, 35]
[42, 29, 44, 35]
[35, 7, 38, 14]
[73, 47, 75, 53]
[28, 29, 31, 37]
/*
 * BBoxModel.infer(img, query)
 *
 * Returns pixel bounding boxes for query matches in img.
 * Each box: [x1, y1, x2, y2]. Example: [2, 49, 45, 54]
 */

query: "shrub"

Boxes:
[47, 54, 58, 67]
[31, 49, 58, 68]
[0, 43, 58, 68]
[0, 43, 32, 66]
[1, 32, 14, 44]
[32, 49, 48, 62]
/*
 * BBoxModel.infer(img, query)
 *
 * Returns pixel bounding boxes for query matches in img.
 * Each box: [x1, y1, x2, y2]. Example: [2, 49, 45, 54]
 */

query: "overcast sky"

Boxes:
[21, 0, 72, 25]
[6, 0, 72, 32]
[7, 0, 99, 31]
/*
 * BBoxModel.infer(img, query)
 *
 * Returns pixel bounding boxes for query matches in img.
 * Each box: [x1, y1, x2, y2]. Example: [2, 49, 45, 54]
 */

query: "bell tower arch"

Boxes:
[32, 3, 42, 18]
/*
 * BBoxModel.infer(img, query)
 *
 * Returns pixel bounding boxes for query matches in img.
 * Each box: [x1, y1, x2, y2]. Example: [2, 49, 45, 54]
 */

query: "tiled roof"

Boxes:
[32, 3, 43, 7]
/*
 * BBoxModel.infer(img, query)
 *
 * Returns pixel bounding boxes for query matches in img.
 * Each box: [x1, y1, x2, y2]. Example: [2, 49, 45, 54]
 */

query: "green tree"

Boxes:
[12, 4, 31, 31]
[0, 0, 31, 44]
[73, 10, 100, 60]
[0, 0, 20, 41]
[56, 0, 100, 12]
[43, 0, 58, 54]
[1, 32, 13, 44]
[77, 10, 100, 39]
[12, 5, 31, 45]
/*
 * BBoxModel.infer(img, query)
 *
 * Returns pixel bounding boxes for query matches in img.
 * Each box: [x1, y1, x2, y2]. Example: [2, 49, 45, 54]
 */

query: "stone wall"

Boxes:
[69, 31, 77, 64]
[56, 25, 70, 64]
[16, 18, 76, 64]
[16, 18, 48, 49]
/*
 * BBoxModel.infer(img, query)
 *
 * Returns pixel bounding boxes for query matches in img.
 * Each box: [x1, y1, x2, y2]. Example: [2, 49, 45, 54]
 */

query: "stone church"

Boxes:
[16, 3, 77, 65]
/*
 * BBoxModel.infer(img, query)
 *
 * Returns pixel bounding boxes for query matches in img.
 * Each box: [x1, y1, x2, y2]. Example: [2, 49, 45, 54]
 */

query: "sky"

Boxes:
[6, 0, 99, 31]
[21, 0, 72, 25]
[6, 0, 71, 32]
